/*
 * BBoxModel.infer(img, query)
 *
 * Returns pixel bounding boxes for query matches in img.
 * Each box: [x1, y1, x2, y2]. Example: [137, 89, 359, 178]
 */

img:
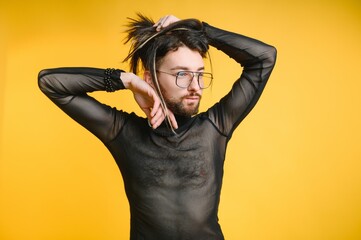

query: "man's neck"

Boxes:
[174, 114, 192, 127]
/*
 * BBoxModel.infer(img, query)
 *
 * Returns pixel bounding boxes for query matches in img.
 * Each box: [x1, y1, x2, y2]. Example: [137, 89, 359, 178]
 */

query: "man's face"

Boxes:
[156, 46, 204, 117]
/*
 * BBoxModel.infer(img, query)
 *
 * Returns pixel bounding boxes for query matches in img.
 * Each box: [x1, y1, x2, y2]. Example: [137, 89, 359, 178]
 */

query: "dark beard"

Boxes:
[165, 96, 201, 117]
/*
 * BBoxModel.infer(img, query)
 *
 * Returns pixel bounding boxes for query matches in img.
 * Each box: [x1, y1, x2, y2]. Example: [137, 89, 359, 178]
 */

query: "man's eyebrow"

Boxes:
[170, 66, 205, 71]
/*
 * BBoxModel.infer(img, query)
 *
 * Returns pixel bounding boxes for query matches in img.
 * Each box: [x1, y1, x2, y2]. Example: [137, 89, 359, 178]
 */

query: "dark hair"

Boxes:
[123, 14, 209, 134]
[123, 13, 209, 73]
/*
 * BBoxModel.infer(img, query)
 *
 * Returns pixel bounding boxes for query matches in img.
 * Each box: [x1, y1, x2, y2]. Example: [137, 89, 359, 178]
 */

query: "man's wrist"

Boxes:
[120, 72, 133, 89]
[104, 68, 126, 91]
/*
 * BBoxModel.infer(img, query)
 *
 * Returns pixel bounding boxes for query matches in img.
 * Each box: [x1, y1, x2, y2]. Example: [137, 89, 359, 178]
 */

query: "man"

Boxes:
[38, 14, 276, 240]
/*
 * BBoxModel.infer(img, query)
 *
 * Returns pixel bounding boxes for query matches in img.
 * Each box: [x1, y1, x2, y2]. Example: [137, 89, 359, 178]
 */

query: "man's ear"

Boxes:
[143, 70, 154, 88]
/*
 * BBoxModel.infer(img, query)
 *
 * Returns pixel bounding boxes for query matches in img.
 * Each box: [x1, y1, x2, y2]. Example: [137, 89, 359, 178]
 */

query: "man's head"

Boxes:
[153, 46, 206, 116]
[124, 14, 211, 119]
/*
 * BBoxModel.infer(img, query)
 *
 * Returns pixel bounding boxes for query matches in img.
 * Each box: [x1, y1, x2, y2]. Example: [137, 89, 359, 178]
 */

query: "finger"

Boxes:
[155, 19, 165, 31]
[150, 107, 164, 128]
[143, 107, 160, 129]
[141, 106, 152, 119]
[160, 15, 170, 25]
[150, 94, 160, 117]
[153, 16, 166, 28]
[150, 104, 157, 118]
[162, 15, 176, 27]
[153, 15, 167, 25]
[162, 15, 177, 27]
[154, 15, 176, 31]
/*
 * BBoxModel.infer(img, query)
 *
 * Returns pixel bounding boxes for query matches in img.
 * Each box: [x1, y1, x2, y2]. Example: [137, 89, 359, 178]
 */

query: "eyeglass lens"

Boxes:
[176, 71, 212, 89]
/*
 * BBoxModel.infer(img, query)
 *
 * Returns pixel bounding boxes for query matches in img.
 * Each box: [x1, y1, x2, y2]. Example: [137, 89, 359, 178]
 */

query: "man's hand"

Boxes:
[121, 72, 178, 129]
[153, 15, 180, 31]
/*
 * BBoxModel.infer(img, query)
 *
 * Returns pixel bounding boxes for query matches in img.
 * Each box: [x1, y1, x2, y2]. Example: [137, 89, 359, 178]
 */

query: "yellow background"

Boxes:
[1, 0, 361, 239]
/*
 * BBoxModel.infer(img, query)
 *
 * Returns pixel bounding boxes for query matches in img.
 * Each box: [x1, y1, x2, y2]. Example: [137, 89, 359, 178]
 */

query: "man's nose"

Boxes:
[187, 75, 200, 91]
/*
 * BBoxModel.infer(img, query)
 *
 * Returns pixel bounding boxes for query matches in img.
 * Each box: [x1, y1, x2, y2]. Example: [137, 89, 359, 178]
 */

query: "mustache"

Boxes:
[183, 93, 202, 98]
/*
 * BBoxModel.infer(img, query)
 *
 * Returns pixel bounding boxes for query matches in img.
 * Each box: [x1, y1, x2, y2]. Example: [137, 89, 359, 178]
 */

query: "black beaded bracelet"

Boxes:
[104, 68, 116, 92]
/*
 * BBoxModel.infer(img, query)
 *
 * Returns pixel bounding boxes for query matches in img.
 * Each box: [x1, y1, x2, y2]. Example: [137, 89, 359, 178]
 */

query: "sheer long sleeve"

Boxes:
[38, 67, 127, 143]
[203, 22, 277, 138]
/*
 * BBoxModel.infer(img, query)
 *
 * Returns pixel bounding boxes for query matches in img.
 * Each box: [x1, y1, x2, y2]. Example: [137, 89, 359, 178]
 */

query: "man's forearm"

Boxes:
[38, 67, 125, 105]
[203, 22, 277, 74]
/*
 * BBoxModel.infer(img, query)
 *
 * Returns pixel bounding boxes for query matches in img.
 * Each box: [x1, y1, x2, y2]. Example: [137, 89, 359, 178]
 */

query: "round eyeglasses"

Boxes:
[157, 70, 213, 89]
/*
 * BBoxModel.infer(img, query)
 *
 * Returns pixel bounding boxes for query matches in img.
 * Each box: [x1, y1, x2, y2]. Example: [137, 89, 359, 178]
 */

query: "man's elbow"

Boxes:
[37, 69, 53, 95]
[265, 46, 277, 67]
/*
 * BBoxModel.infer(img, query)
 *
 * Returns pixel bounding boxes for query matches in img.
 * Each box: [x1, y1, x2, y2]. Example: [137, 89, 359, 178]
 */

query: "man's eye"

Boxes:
[177, 71, 189, 77]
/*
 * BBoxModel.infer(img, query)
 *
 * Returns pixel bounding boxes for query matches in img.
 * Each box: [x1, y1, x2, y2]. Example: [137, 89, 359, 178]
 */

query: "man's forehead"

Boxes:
[160, 47, 204, 70]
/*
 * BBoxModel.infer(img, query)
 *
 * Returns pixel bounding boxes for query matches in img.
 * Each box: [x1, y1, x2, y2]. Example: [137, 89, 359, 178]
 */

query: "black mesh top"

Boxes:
[38, 22, 276, 240]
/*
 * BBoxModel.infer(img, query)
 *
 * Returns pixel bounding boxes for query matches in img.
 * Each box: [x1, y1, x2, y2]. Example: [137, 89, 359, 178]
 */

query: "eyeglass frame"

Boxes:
[156, 70, 213, 89]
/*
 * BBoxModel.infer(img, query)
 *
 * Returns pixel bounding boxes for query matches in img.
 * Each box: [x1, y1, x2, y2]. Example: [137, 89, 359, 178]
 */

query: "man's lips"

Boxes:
[183, 94, 201, 104]
[185, 96, 200, 100]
